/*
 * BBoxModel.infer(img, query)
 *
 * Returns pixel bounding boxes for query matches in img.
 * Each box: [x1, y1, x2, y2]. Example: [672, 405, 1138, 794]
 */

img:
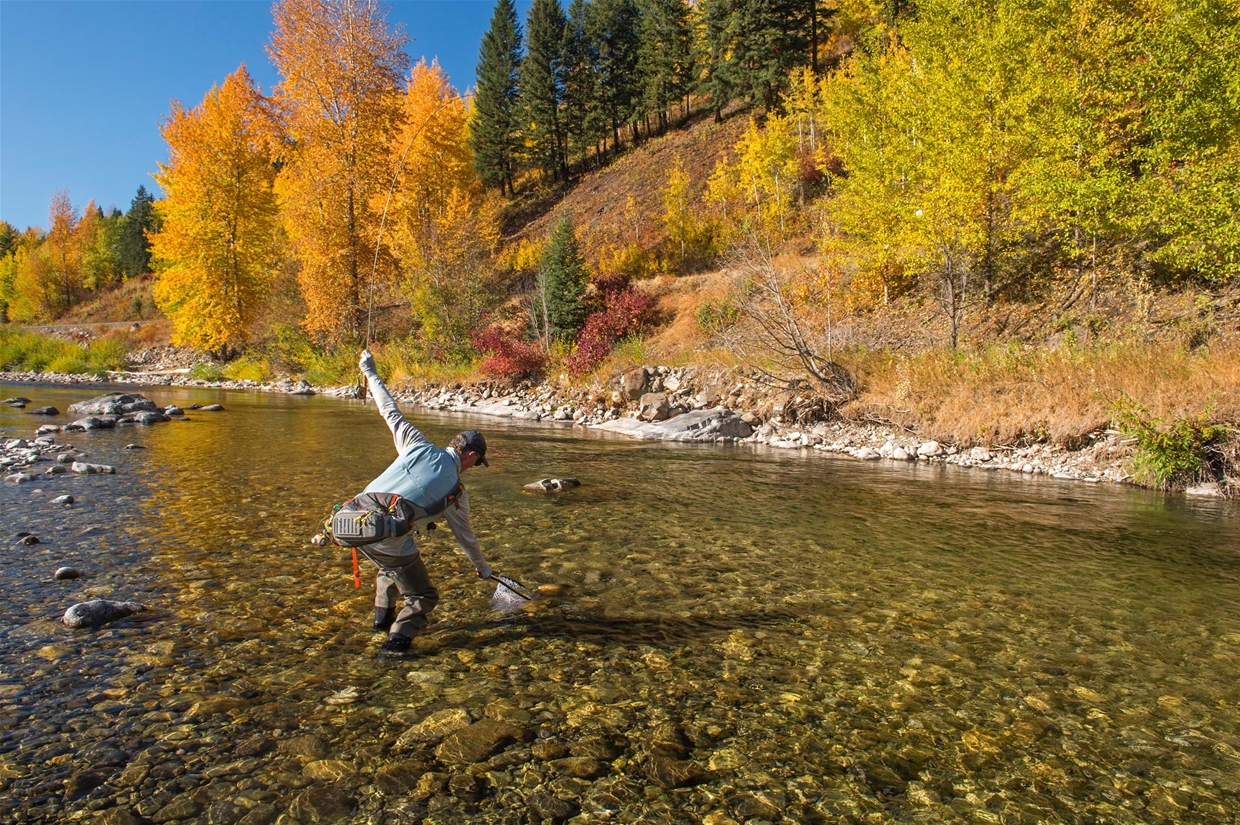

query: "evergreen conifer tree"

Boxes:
[561, 0, 602, 166]
[470, 0, 524, 195]
[520, 0, 569, 182]
[638, 0, 695, 132]
[120, 185, 158, 279]
[701, 0, 821, 114]
[589, 0, 642, 151]
[540, 212, 589, 340]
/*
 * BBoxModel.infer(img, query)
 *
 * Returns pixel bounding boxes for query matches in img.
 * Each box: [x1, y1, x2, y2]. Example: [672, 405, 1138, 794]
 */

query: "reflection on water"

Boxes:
[2, 383, 1239, 823]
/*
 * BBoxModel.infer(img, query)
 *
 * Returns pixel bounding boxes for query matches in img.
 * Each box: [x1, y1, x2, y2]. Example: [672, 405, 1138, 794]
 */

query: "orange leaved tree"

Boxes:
[268, 0, 409, 343]
[150, 66, 281, 358]
[383, 60, 498, 356]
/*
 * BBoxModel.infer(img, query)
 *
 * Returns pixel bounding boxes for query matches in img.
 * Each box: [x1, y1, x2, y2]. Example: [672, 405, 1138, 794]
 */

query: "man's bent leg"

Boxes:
[360, 538, 439, 641]
[385, 553, 439, 639]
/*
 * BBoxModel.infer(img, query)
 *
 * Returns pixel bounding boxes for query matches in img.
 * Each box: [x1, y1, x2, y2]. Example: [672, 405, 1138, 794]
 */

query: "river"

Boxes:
[2, 383, 1239, 824]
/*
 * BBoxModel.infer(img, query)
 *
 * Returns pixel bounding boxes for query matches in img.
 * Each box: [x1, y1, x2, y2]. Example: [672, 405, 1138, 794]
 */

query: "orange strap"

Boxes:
[352, 547, 361, 589]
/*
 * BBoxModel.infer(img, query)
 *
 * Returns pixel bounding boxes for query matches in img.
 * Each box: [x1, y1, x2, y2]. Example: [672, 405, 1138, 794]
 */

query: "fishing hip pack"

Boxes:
[320, 484, 463, 548]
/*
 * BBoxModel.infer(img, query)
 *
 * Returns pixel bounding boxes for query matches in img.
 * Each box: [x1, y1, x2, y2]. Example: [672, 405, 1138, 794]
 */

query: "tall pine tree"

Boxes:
[470, 0, 524, 196]
[638, 0, 696, 132]
[590, 0, 642, 151]
[120, 185, 158, 279]
[520, 0, 569, 182]
[561, 0, 602, 167]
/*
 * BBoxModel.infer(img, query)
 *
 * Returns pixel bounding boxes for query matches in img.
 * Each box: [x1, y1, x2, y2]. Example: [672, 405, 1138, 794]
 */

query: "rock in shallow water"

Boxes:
[62, 599, 145, 628]
[523, 477, 581, 493]
[71, 461, 116, 475]
[435, 719, 529, 764]
[54, 566, 81, 580]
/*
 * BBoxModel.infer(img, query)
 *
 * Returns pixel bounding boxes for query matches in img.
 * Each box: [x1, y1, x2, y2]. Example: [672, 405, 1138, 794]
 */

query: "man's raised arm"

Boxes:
[360, 350, 428, 452]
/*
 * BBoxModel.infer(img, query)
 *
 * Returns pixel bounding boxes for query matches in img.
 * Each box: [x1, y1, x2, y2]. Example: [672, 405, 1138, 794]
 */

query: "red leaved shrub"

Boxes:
[567, 286, 657, 376]
[472, 325, 547, 383]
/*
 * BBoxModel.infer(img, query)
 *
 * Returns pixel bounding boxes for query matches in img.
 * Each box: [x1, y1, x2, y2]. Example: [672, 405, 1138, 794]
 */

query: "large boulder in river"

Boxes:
[126, 411, 169, 425]
[68, 393, 158, 416]
[62, 599, 145, 628]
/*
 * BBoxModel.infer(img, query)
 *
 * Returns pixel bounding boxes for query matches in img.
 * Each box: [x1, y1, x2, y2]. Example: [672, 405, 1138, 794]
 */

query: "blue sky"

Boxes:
[1, 0, 519, 232]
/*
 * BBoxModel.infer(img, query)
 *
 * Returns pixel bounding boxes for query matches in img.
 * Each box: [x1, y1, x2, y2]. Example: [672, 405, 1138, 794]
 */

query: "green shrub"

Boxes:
[86, 336, 129, 372]
[46, 354, 90, 375]
[223, 356, 271, 383]
[1115, 399, 1234, 489]
[0, 328, 128, 375]
[189, 361, 224, 381]
[695, 297, 741, 336]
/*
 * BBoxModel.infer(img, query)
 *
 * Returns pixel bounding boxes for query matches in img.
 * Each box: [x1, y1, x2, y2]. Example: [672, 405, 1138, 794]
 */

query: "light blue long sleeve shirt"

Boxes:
[361, 366, 486, 568]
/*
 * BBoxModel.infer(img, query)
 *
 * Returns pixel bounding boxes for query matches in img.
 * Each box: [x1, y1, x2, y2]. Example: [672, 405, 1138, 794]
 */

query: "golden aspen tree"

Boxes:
[267, 0, 409, 342]
[385, 60, 497, 358]
[74, 201, 102, 293]
[43, 190, 82, 314]
[149, 66, 281, 358]
[9, 235, 57, 323]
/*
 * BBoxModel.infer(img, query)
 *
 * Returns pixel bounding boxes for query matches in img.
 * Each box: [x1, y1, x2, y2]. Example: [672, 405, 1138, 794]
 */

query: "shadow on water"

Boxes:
[435, 605, 806, 652]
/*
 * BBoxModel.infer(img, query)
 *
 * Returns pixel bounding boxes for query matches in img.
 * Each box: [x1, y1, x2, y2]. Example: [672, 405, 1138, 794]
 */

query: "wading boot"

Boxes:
[379, 633, 413, 657]
[373, 608, 394, 634]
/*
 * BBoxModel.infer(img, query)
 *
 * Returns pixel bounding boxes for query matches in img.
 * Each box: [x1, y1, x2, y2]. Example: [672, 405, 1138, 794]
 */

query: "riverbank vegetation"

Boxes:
[2, 0, 1237, 490]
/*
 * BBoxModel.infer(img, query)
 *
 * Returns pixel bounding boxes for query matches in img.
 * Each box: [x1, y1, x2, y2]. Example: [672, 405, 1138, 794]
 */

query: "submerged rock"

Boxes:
[435, 719, 529, 764]
[62, 599, 145, 628]
[26, 406, 59, 416]
[523, 477, 581, 493]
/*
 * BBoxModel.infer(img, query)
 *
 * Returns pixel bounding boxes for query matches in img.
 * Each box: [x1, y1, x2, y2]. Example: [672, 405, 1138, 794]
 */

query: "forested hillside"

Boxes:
[2, 0, 1238, 489]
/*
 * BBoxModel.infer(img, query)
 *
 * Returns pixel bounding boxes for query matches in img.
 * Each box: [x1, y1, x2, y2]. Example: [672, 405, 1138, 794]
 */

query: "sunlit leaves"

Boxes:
[268, 0, 409, 342]
[149, 66, 281, 358]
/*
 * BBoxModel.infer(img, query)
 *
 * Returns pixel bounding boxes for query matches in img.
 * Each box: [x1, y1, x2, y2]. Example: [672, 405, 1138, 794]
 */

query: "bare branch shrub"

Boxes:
[720, 234, 856, 411]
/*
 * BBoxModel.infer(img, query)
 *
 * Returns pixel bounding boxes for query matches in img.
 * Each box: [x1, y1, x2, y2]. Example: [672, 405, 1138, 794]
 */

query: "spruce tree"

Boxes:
[638, 0, 695, 132]
[540, 212, 589, 340]
[561, 0, 601, 167]
[470, 0, 524, 196]
[701, 0, 818, 114]
[520, 0, 569, 183]
[589, 0, 642, 151]
[120, 185, 158, 279]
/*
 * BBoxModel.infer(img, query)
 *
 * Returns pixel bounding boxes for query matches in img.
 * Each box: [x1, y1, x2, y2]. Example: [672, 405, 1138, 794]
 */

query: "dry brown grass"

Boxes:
[839, 341, 1240, 446]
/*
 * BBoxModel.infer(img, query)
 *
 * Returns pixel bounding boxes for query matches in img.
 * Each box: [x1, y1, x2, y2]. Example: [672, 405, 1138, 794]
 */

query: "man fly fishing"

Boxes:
[352, 348, 494, 656]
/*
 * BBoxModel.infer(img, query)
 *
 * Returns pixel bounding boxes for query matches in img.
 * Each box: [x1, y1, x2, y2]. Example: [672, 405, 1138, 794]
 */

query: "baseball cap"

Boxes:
[459, 430, 489, 466]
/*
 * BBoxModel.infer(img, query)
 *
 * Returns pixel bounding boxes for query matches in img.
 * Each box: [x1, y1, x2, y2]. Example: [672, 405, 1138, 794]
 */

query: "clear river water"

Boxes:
[1, 382, 1239, 824]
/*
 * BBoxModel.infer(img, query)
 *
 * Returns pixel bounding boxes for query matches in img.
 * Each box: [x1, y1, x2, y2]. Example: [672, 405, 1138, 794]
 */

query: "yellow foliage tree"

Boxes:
[8, 242, 56, 323]
[149, 65, 281, 357]
[268, 0, 409, 342]
[707, 117, 803, 242]
[44, 190, 82, 314]
[384, 61, 499, 357]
